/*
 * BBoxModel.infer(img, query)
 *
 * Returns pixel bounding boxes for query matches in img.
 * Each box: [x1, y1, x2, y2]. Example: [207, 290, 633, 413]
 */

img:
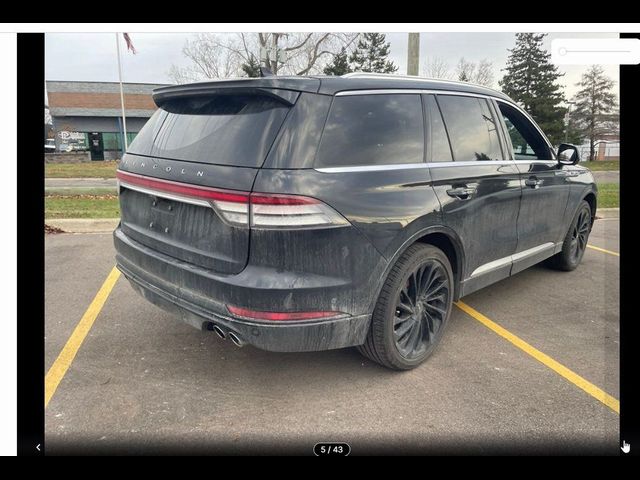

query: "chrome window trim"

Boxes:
[428, 160, 514, 168]
[512, 159, 558, 166]
[313, 159, 559, 173]
[315, 163, 429, 173]
[470, 242, 557, 278]
[119, 180, 212, 208]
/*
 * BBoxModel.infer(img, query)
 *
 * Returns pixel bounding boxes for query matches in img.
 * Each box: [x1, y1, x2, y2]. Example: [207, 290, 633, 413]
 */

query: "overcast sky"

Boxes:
[45, 32, 619, 100]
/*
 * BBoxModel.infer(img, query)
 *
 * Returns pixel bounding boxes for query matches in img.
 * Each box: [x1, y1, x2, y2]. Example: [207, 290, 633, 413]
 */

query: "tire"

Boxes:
[357, 243, 454, 370]
[547, 200, 592, 271]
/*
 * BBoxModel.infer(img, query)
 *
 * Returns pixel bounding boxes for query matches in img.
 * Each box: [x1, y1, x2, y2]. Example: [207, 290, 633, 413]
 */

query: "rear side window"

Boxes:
[425, 95, 453, 162]
[149, 95, 290, 167]
[437, 95, 503, 161]
[315, 94, 424, 167]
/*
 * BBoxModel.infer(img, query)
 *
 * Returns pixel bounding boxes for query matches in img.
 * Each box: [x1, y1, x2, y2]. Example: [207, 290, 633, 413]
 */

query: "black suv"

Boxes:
[114, 73, 596, 370]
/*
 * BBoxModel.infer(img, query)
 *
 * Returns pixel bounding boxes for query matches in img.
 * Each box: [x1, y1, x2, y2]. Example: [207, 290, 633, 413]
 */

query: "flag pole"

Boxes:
[115, 33, 128, 151]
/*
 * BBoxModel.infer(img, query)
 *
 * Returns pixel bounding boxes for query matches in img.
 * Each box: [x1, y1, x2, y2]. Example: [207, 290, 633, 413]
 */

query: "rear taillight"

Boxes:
[249, 193, 348, 229]
[226, 305, 347, 321]
[116, 170, 349, 229]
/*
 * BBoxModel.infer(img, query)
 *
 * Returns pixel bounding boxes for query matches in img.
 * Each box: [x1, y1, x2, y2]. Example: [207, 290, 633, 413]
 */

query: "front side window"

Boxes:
[437, 95, 503, 161]
[498, 102, 551, 160]
[315, 94, 424, 167]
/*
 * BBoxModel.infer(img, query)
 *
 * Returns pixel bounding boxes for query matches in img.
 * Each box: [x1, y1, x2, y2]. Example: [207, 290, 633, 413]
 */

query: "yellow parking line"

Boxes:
[455, 300, 620, 414]
[45, 266, 121, 408]
[587, 244, 619, 257]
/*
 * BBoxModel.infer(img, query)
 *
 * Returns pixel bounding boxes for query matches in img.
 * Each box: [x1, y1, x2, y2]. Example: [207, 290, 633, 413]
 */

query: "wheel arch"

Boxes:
[368, 225, 465, 313]
[583, 190, 597, 226]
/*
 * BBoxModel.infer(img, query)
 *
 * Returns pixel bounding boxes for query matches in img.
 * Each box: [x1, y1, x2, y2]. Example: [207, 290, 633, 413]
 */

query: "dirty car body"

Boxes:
[113, 74, 597, 367]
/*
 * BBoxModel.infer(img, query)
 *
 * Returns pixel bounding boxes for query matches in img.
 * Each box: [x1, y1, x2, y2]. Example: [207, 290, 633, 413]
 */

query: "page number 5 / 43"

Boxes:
[314, 442, 350, 456]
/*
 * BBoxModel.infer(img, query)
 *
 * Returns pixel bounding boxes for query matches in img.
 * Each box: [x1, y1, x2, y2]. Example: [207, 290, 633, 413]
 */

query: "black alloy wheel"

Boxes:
[393, 259, 450, 360]
[358, 243, 454, 370]
[547, 200, 592, 272]
[570, 207, 591, 263]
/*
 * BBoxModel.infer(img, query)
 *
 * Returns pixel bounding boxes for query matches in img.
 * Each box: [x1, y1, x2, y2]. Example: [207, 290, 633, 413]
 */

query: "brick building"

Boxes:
[46, 81, 167, 160]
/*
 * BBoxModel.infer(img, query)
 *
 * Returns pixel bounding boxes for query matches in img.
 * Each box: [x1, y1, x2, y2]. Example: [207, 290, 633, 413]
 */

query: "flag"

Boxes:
[123, 33, 137, 54]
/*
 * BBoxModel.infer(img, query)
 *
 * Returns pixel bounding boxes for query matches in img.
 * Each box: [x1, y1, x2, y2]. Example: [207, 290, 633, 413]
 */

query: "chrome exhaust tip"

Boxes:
[212, 325, 226, 339]
[228, 331, 245, 347]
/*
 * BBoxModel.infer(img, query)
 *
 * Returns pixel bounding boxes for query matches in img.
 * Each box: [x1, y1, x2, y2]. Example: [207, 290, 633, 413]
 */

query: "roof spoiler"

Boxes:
[153, 87, 300, 107]
[153, 86, 300, 108]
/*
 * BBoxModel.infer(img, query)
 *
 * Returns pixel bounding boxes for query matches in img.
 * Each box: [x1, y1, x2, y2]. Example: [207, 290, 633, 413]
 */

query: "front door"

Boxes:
[89, 132, 104, 161]
[426, 94, 521, 295]
[495, 101, 570, 274]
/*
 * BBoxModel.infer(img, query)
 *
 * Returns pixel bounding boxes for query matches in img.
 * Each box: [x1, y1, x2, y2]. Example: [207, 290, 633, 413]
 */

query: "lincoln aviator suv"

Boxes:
[113, 73, 597, 370]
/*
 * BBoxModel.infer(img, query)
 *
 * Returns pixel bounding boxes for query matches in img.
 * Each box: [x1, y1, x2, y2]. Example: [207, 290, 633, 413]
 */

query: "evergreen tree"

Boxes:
[241, 55, 261, 78]
[499, 33, 566, 145]
[571, 65, 618, 161]
[563, 117, 585, 145]
[349, 33, 398, 73]
[323, 48, 352, 75]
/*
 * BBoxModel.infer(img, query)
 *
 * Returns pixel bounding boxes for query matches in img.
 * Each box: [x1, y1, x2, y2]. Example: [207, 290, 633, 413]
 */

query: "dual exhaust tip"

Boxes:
[209, 323, 245, 347]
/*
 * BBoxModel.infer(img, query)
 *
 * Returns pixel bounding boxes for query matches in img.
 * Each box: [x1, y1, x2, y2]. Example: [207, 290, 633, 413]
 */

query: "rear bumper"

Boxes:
[114, 227, 373, 352]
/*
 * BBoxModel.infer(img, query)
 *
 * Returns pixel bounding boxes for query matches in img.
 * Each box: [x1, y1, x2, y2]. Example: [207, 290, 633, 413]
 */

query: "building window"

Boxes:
[102, 133, 121, 151]
[102, 132, 138, 151]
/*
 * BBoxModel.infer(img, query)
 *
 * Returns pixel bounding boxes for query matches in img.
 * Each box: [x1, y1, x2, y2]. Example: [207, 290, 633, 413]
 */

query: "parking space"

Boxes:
[44, 220, 619, 455]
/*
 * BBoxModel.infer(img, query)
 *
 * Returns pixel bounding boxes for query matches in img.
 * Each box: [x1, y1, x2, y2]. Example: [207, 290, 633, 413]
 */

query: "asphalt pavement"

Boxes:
[44, 219, 620, 455]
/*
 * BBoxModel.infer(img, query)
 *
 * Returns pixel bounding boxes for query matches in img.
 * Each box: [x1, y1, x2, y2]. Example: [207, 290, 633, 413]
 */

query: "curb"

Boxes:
[45, 218, 119, 233]
[596, 208, 619, 219]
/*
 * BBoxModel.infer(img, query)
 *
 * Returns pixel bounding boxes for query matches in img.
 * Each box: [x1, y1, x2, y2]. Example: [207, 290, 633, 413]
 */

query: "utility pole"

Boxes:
[407, 33, 420, 76]
[271, 33, 279, 74]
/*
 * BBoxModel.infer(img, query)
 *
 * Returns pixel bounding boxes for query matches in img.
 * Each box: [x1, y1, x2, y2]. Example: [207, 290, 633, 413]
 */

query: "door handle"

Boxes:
[524, 177, 543, 188]
[446, 186, 476, 199]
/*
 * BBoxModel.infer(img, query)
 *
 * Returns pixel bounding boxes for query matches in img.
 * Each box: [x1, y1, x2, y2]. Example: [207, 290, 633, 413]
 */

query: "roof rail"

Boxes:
[342, 72, 471, 85]
[340, 72, 505, 96]
[341, 72, 418, 79]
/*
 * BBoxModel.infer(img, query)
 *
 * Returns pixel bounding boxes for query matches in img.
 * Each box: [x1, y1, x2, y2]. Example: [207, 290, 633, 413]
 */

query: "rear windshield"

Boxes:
[127, 108, 166, 155]
[131, 95, 291, 167]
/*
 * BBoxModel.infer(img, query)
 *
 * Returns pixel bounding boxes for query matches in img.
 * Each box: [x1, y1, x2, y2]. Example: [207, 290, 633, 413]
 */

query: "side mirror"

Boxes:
[557, 143, 580, 165]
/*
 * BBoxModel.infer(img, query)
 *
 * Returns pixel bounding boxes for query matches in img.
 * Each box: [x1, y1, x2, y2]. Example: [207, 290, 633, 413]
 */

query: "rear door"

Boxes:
[494, 100, 570, 273]
[118, 93, 293, 275]
[426, 94, 521, 293]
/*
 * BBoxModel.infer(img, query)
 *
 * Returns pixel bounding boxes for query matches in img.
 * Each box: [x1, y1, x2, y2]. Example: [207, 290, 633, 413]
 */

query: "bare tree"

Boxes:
[453, 57, 495, 86]
[474, 59, 494, 87]
[423, 57, 451, 79]
[168, 32, 358, 83]
[168, 34, 243, 83]
[456, 58, 476, 82]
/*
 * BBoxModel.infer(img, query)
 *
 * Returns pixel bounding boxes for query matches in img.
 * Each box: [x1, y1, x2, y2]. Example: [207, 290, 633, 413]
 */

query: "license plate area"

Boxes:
[119, 187, 250, 274]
